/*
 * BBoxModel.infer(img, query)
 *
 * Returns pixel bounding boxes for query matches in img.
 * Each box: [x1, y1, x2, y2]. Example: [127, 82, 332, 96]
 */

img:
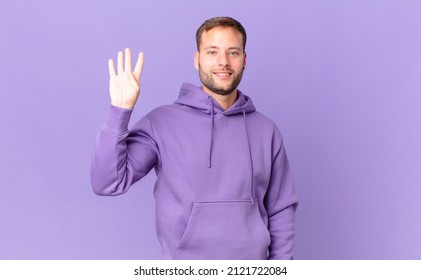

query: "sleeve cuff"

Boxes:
[101, 104, 134, 134]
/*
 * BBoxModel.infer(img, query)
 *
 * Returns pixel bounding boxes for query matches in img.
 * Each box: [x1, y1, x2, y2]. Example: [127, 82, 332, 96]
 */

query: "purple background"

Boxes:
[1, 0, 420, 259]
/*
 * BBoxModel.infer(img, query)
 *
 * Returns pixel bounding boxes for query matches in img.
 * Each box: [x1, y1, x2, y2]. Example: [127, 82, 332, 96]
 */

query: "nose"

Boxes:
[217, 53, 229, 66]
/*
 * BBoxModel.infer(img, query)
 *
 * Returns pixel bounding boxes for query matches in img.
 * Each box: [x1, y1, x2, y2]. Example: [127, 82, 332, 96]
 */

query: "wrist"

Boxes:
[102, 105, 133, 134]
[110, 100, 136, 109]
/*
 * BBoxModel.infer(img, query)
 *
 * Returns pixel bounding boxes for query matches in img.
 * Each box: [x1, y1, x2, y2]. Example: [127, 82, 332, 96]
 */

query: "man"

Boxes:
[91, 17, 298, 260]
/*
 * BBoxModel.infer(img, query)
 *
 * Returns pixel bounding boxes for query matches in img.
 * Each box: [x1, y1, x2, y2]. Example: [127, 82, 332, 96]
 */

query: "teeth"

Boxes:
[215, 73, 230, 76]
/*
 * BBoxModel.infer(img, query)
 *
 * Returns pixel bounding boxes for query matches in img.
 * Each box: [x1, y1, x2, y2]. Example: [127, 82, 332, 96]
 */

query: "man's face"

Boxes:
[194, 27, 247, 96]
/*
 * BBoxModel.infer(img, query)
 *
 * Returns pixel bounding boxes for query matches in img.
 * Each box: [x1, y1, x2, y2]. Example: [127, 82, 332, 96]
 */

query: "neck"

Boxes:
[203, 88, 238, 110]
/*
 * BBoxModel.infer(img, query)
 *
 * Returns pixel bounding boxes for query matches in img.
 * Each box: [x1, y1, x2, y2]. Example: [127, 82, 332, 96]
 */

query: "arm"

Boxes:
[90, 49, 158, 195]
[265, 134, 298, 259]
[90, 106, 158, 195]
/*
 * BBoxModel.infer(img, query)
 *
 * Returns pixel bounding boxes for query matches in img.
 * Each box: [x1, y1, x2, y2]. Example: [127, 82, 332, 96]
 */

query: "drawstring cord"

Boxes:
[206, 99, 255, 204]
[208, 98, 214, 168]
[243, 108, 255, 204]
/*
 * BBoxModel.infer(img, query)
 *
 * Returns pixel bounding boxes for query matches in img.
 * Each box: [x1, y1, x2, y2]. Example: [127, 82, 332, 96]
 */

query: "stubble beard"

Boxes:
[198, 62, 244, 96]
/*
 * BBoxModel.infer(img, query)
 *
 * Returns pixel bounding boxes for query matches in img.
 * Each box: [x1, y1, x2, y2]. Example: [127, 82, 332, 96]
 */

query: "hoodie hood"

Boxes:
[175, 83, 256, 115]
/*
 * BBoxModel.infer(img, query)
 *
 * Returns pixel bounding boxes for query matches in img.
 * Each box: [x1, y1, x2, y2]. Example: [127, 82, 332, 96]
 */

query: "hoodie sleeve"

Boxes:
[264, 130, 298, 260]
[90, 105, 159, 196]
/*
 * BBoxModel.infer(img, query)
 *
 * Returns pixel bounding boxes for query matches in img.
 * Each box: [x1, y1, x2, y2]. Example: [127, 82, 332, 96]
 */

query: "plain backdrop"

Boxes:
[0, 0, 420, 259]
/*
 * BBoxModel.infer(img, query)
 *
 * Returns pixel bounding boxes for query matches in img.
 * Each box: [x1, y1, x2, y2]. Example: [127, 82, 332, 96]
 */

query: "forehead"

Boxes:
[200, 27, 243, 49]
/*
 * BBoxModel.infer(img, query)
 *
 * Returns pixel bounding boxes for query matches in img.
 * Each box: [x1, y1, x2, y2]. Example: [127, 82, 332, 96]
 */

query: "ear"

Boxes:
[243, 51, 247, 68]
[194, 51, 199, 70]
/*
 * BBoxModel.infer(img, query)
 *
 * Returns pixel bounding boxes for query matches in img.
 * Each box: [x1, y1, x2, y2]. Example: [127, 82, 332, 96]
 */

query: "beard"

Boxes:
[198, 62, 244, 96]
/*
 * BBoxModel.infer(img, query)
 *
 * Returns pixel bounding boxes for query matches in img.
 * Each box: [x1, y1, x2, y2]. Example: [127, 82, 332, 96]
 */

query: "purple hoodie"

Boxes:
[91, 83, 298, 259]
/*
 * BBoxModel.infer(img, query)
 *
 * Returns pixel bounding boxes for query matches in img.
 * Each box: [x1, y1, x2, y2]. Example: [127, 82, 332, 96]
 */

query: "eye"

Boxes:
[229, 51, 240, 56]
[207, 50, 217, 55]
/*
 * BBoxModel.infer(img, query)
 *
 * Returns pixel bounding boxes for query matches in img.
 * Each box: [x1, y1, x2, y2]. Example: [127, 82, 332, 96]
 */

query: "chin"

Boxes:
[212, 88, 235, 96]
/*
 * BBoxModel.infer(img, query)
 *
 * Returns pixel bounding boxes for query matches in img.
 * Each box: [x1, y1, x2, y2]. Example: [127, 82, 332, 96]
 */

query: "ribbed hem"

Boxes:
[101, 104, 133, 134]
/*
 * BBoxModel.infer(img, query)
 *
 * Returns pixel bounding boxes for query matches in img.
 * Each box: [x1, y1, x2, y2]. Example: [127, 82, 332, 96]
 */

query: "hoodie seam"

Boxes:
[194, 199, 258, 204]
[144, 115, 162, 169]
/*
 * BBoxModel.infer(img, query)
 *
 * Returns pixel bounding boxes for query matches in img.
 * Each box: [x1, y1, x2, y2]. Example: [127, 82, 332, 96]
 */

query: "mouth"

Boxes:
[213, 71, 233, 79]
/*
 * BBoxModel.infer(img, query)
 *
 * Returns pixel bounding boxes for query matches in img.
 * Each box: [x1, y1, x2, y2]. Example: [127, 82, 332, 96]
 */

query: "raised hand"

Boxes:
[108, 48, 144, 109]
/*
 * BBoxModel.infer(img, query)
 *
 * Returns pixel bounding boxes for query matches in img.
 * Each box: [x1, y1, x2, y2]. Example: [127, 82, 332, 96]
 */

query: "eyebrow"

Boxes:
[203, 46, 242, 51]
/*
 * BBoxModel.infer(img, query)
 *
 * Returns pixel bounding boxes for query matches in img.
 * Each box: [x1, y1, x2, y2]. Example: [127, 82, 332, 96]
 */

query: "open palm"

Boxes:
[108, 48, 144, 109]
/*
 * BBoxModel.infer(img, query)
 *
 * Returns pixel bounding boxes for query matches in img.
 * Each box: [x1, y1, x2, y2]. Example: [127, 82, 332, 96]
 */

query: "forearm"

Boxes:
[268, 204, 297, 259]
[265, 140, 298, 259]
[90, 105, 134, 195]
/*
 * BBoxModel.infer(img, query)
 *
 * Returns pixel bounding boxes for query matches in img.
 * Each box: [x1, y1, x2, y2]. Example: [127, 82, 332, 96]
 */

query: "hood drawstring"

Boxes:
[243, 108, 255, 204]
[206, 97, 255, 204]
[208, 98, 215, 168]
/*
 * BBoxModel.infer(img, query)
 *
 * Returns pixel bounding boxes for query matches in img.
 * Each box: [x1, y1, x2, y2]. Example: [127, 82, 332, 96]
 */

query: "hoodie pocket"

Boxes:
[176, 201, 271, 259]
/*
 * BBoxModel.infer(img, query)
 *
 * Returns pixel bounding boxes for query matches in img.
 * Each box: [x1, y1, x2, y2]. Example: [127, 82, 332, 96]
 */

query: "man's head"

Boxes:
[196, 17, 247, 51]
[194, 17, 247, 97]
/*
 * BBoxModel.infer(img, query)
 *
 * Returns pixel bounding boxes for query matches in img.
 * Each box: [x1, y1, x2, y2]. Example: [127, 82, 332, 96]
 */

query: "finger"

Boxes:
[133, 52, 145, 80]
[124, 48, 132, 73]
[117, 51, 124, 74]
[108, 59, 116, 77]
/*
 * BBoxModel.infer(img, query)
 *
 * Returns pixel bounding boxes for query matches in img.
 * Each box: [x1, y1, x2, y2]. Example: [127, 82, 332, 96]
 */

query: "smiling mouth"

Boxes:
[213, 72, 232, 78]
